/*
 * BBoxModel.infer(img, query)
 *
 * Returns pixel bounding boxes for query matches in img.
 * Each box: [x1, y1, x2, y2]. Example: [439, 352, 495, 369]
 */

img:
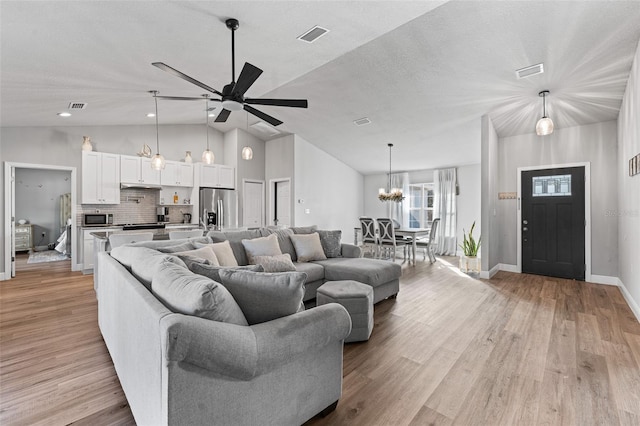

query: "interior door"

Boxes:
[274, 180, 291, 227]
[243, 181, 264, 228]
[522, 166, 585, 280]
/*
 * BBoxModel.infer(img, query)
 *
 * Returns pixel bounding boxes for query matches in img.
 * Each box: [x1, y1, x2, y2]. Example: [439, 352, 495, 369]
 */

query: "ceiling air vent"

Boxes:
[68, 102, 87, 109]
[297, 26, 329, 43]
[353, 117, 371, 126]
[515, 63, 544, 79]
[250, 121, 280, 137]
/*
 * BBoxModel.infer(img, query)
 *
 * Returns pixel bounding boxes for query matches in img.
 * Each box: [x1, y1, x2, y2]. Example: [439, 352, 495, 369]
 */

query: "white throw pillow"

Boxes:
[241, 233, 282, 264]
[252, 253, 297, 272]
[209, 240, 239, 267]
[173, 246, 220, 266]
[290, 232, 327, 262]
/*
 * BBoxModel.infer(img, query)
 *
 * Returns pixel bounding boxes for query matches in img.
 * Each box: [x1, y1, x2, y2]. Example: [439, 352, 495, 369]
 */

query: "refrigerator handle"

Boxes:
[218, 199, 224, 230]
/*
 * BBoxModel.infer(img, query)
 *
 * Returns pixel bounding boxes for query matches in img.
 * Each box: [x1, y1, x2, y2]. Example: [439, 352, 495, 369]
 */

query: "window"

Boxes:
[532, 174, 571, 197]
[409, 183, 434, 228]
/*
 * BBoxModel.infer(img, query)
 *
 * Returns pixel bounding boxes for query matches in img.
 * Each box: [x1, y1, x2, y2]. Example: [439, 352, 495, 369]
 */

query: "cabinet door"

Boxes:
[140, 157, 161, 185]
[120, 155, 140, 184]
[178, 163, 194, 187]
[218, 166, 235, 189]
[100, 153, 121, 204]
[83, 230, 95, 270]
[161, 161, 178, 186]
[200, 164, 218, 187]
[82, 152, 101, 204]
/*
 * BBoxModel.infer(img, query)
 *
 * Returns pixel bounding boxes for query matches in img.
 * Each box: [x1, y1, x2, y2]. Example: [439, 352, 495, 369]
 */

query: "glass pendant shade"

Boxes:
[241, 146, 253, 160]
[202, 149, 215, 164]
[536, 117, 554, 136]
[151, 153, 165, 170]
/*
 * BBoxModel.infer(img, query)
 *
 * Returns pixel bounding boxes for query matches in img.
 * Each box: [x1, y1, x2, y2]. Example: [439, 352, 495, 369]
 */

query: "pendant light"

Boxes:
[536, 90, 554, 136]
[201, 97, 215, 164]
[241, 111, 253, 160]
[150, 91, 165, 170]
[378, 143, 404, 202]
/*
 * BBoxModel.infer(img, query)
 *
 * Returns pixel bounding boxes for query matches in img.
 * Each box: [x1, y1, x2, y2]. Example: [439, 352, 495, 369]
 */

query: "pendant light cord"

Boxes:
[205, 99, 210, 150]
[542, 92, 547, 118]
[154, 95, 160, 154]
[388, 143, 393, 191]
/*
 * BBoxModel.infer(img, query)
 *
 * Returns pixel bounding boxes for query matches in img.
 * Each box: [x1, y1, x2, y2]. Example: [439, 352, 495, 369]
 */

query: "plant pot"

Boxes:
[459, 255, 480, 274]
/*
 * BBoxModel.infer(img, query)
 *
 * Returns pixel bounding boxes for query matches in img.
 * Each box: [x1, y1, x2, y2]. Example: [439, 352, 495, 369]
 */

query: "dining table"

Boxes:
[395, 227, 431, 266]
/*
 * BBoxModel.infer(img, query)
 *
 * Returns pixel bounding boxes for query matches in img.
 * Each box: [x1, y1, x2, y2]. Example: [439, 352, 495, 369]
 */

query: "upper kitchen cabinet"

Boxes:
[199, 164, 235, 189]
[120, 155, 161, 187]
[82, 152, 120, 204]
[161, 161, 194, 187]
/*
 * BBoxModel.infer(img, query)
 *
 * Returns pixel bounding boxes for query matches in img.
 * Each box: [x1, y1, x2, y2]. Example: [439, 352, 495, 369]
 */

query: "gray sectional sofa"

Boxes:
[95, 227, 401, 425]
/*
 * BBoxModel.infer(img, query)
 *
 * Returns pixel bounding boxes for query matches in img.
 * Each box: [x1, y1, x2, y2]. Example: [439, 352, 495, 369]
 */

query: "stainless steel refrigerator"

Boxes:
[199, 188, 238, 230]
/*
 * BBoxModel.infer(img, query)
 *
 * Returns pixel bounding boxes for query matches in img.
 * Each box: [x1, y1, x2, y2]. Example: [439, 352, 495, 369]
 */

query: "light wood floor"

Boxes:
[2, 254, 640, 425]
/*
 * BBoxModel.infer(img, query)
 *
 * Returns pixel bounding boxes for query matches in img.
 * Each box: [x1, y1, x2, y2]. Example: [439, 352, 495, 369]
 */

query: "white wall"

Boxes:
[265, 135, 295, 227]
[293, 135, 363, 244]
[481, 115, 500, 274]
[497, 121, 618, 277]
[0, 124, 225, 276]
[617, 40, 640, 316]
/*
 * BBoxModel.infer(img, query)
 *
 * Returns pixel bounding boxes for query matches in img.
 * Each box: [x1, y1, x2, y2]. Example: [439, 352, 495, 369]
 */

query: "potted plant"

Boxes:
[459, 221, 481, 274]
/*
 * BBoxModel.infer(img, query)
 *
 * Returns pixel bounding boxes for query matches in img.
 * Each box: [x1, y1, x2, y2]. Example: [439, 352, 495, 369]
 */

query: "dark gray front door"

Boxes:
[522, 167, 585, 280]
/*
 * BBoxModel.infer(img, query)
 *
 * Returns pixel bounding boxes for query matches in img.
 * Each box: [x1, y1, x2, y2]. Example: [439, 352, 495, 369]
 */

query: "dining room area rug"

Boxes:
[27, 250, 70, 264]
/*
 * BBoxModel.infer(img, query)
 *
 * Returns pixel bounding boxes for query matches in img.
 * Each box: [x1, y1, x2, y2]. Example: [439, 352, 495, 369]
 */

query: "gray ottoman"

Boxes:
[316, 280, 373, 343]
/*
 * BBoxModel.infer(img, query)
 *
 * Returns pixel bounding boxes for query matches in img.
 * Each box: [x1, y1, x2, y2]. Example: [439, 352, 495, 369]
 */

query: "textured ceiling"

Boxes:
[2, 1, 640, 175]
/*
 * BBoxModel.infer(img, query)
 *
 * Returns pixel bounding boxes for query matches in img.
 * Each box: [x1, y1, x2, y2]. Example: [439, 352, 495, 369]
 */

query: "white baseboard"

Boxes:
[499, 263, 519, 273]
[590, 274, 619, 286]
[617, 278, 640, 323]
[480, 263, 500, 279]
[0, 272, 6, 281]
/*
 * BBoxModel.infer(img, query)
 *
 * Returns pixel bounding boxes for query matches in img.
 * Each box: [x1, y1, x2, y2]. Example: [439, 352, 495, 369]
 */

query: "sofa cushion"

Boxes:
[264, 228, 297, 261]
[314, 258, 402, 287]
[208, 229, 263, 266]
[111, 246, 187, 290]
[188, 262, 264, 283]
[317, 230, 342, 258]
[156, 241, 198, 253]
[290, 225, 318, 234]
[173, 246, 220, 266]
[293, 261, 325, 283]
[242, 233, 282, 264]
[253, 253, 297, 272]
[290, 233, 327, 262]
[128, 237, 210, 251]
[217, 269, 307, 325]
[152, 260, 248, 325]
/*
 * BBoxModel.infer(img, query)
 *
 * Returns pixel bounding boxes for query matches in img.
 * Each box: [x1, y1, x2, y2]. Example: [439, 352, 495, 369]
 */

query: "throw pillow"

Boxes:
[290, 232, 327, 262]
[152, 259, 248, 325]
[241, 233, 282, 264]
[291, 225, 318, 234]
[189, 262, 264, 283]
[252, 253, 297, 272]
[193, 240, 239, 267]
[217, 269, 307, 325]
[173, 246, 220, 266]
[317, 230, 342, 258]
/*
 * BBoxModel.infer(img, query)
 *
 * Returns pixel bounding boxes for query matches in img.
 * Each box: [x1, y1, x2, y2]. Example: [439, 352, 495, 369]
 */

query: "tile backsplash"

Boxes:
[78, 188, 194, 225]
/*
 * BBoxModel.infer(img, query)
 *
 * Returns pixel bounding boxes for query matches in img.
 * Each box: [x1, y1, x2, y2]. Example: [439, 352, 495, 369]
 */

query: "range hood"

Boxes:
[120, 182, 162, 189]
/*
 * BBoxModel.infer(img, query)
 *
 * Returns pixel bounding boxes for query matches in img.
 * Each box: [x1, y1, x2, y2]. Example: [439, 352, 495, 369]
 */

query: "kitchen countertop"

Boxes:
[90, 225, 203, 241]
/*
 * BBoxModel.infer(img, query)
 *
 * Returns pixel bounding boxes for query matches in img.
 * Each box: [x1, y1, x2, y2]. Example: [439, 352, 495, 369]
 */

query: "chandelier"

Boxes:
[378, 143, 404, 202]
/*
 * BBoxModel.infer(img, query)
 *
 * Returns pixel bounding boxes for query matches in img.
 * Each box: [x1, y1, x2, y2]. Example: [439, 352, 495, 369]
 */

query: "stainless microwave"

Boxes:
[83, 213, 114, 226]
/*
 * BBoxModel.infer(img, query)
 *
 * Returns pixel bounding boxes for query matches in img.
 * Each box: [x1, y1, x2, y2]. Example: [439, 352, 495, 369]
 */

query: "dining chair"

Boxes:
[376, 218, 408, 262]
[108, 232, 154, 249]
[416, 218, 440, 263]
[359, 217, 378, 258]
[169, 229, 204, 240]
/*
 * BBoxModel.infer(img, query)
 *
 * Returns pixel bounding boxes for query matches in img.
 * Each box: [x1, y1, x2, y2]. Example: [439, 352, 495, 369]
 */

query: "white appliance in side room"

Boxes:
[199, 188, 238, 230]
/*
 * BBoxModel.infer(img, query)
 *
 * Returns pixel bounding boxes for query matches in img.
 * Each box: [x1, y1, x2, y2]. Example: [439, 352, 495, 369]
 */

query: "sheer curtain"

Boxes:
[434, 168, 457, 255]
[389, 172, 410, 227]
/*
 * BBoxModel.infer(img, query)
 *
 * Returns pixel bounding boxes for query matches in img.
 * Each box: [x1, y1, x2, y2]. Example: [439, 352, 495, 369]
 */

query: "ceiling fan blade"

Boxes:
[156, 95, 210, 101]
[244, 105, 283, 126]
[152, 62, 223, 96]
[214, 109, 231, 123]
[245, 98, 308, 108]
[232, 63, 263, 96]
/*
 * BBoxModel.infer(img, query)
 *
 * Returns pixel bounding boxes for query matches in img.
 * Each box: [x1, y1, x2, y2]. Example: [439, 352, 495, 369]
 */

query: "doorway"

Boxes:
[3, 162, 78, 279]
[517, 163, 590, 281]
[270, 178, 291, 227]
[242, 179, 265, 228]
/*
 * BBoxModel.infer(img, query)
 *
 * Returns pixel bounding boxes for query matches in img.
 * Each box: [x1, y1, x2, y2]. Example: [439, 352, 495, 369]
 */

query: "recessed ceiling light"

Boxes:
[208, 113, 216, 117]
[57, 112, 71, 117]
[297, 26, 329, 43]
[146, 113, 156, 118]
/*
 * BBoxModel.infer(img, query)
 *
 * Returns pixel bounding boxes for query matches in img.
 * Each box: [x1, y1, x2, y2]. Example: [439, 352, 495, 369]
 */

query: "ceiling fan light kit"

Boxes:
[151, 18, 308, 128]
[378, 143, 404, 202]
[149, 91, 166, 170]
[536, 90, 554, 136]
[202, 98, 215, 164]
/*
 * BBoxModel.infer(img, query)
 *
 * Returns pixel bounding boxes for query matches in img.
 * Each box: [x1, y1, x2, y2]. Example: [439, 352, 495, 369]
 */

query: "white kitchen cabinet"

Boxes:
[161, 161, 194, 187]
[82, 152, 120, 204]
[120, 155, 161, 186]
[199, 164, 235, 189]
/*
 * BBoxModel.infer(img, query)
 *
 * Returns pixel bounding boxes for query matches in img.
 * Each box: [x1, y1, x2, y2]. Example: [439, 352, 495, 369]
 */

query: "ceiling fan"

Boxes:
[152, 18, 308, 127]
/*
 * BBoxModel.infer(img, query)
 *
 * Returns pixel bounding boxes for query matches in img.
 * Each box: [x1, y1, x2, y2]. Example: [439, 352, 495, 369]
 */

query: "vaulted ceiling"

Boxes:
[2, 1, 640, 174]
